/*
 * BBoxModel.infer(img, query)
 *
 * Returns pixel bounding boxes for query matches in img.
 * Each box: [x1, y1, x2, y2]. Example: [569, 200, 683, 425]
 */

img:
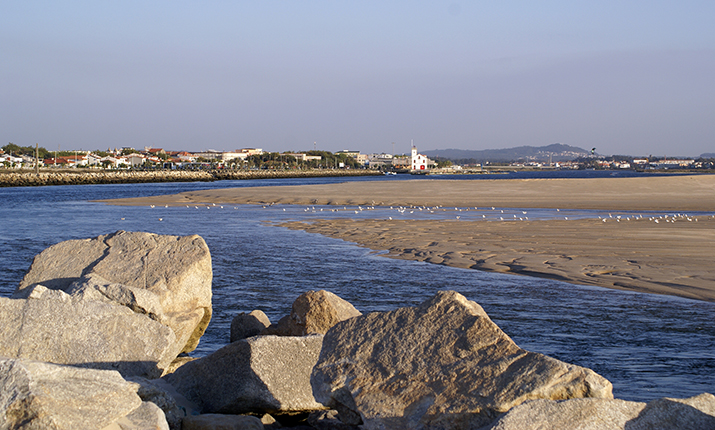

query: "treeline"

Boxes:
[1, 143, 94, 161]
[235, 151, 363, 169]
[2, 143, 51, 159]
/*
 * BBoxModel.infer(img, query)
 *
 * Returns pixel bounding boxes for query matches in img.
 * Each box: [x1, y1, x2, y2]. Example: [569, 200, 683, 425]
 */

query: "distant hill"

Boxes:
[701, 153, 715, 158]
[423, 144, 592, 163]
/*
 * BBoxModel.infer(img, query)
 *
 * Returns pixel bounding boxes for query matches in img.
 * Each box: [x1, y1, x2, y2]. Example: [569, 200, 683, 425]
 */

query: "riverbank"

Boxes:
[0, 168, 381, 187]
[102, 175, 715, 302]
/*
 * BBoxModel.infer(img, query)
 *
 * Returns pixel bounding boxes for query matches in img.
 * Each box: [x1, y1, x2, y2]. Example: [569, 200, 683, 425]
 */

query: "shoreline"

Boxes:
[101, 175, 715, 302]
[0, 168, 381, 187]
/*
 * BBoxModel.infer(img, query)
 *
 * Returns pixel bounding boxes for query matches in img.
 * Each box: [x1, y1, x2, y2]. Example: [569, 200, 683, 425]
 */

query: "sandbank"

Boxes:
[278, 217, 715, 302]
[102, 175, 715, 301]
[104, 175, 715, 212]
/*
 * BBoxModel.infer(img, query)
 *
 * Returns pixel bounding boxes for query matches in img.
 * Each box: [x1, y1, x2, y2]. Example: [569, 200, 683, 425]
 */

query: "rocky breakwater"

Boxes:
[0, 168, 381, 187]
[0, 169, 214, 186]
[1, 235, 714, 430]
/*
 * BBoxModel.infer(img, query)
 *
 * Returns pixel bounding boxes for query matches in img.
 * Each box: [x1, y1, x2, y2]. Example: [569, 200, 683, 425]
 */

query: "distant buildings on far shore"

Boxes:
[1, 144, 711, 172]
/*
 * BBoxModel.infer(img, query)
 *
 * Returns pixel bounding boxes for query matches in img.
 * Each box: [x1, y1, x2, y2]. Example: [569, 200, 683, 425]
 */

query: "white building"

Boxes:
[125, 153, 146, 167]
[411, 146, 433, 171]
[191, 149, 263, 162]
[286, 153, 322, 162]
[86, 153, 103, 166]
[99, 156, 129, 168]
[1, 154, 23, 167]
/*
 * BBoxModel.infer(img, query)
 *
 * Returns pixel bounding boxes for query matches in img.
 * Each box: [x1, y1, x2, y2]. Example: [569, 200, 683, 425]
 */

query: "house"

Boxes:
[44, 157, 76, 167]
[98, 156, 130, 168]
[411, 146, 433, 171]
[1, 154, 24, 167]
[125, 153, 146, 167]
[144, 147, 166, 156]
[175, 151, 195, 161]
[86, 153, 105, 166]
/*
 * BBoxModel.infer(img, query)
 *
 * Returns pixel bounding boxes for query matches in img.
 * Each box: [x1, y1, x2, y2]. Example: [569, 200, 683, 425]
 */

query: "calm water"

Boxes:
[0, 173, 713, 402]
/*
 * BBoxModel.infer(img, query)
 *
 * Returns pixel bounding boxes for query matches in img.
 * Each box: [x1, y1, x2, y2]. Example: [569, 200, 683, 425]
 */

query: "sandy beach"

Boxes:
[103, 175, 715, 301]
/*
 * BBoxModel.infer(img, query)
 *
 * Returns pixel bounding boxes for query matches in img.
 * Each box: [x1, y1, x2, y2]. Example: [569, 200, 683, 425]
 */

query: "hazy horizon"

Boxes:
[2, 2, 714, 157]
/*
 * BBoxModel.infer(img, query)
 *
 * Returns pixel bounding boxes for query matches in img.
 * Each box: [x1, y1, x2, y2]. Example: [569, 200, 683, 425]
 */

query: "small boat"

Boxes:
[384, 171, 397, 176]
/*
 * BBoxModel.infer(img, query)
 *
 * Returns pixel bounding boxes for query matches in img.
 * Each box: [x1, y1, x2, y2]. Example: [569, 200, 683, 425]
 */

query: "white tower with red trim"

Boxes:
[411, 144, 429, 171]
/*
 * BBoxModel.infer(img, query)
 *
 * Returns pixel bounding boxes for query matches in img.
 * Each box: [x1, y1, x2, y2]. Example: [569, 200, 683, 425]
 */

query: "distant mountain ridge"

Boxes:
[423, 144, 591, 163]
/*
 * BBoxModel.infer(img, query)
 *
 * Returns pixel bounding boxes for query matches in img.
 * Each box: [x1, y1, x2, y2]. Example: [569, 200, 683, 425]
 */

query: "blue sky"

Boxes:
[2, 1, 714, 156]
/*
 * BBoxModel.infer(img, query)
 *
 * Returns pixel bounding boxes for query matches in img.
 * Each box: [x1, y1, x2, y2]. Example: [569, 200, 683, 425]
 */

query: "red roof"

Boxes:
[44, 157, 80, 165]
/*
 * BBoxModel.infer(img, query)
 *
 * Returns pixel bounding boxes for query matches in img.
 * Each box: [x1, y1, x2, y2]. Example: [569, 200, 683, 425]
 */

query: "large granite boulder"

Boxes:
[13, 230, 212, 355]
[484, 393, 715, 430]
[126, 376, 189, 430]
[163, 334, 325, 415]
[0, 357, 153, 430]
[230, 310, 271, 342]
[181, 414, 264, 430]
[263, 290, 361, 336]
[104, 401, 170, 430]
[311, 291, 613, 430]
[0, 285, 177, 378]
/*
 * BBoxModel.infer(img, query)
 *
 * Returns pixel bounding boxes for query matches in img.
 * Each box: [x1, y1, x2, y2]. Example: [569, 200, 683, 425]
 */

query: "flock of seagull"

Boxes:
[142, 203, 713, 224]
[597, 213, 702, 223]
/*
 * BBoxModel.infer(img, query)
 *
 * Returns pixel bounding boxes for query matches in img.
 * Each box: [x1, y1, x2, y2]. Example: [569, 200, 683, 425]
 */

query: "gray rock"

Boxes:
[308, 409, 361, 430]
[483, 393, 715, 430]
[104, 402, 170, 430]
[263, 290, 361, 336]
[68, 273, 165, 324]
[259, 413, 277, 425]
[311, 291, 613, 430]
[164, 335, 325, 415]
[126, 376, 189, 430]
[482, 398, 642, 430]
[0, 285, 177, 378]
[626, 393, 715, 430]
[163, 355, 198, 375]
[181, 414, 264, 430]
[230, 310, 271, 342]
[14, 230, 213, 355]
[0, 357, 142, 430]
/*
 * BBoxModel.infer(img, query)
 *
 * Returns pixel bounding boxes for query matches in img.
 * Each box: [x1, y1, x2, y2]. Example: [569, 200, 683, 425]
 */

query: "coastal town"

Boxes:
[1, 143, 713, 173]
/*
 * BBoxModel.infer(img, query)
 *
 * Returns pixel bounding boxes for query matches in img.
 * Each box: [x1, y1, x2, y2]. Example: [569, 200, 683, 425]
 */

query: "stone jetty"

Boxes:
[1, 233, 714, 429]
[0, 168, 381, 187]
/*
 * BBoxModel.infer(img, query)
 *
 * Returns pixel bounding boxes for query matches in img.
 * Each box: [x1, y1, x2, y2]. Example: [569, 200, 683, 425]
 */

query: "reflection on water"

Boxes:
[0, 179, 713, 402]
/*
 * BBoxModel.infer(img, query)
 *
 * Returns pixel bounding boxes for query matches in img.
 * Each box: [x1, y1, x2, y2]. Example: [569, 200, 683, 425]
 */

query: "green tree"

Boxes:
[2, 143, 51, 159]
[2, 143, 22, 154]
[436, 159, 452, 168]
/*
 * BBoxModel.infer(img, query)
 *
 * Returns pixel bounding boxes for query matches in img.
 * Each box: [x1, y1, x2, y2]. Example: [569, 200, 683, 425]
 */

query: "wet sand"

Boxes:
[103, 175, 715, 301]
[278, 217, 715, 302]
